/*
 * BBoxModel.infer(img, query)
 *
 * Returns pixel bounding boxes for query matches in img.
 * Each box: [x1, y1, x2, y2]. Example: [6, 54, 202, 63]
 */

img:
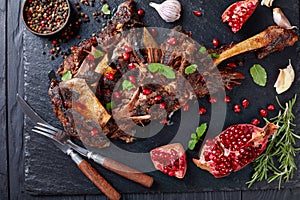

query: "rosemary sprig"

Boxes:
[247, 94, 300, 189]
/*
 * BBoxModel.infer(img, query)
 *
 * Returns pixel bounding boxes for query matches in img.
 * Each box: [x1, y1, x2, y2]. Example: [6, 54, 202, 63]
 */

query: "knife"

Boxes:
[16, 94, 121, 200]
[16, 93, 154, 187]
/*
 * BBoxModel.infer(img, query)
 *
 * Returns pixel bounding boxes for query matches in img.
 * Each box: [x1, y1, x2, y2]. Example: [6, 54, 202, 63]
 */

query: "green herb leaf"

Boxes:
[101, 4, 111, 15]
[94, 49, 104, 59]
[148, 63, 162, 73]
[62, 70, 72, 81]
[158, 65, 176, 79]
[199, 46, 207, 54]
[250, 64, 267, 87]
[196, 123, 207, 138]
[148, 63, 176, 79]
[122, 80, 136, 91]
[185, 64, 197, 75]
[188, 123, 208, 151]
[106, 101, 115, 110]
[191, 133, 197, 139]
[208, 53, 220, 58]
[188, 140, 197, 150]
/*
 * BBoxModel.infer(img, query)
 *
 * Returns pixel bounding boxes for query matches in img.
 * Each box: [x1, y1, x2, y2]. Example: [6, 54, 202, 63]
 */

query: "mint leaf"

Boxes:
[106, 101, 115, 110]
[208, 53, 220, 58]
[158, 65, 176, 79]
[185, 64, 197, 75]
[250, 64, 267, 87]
[199, 46, 207, 54]
[101, 4, 111, 15]
[62, 70, 72, 81]
[196, 123, 207, 138]
[122, 80, 136, 91]
[188, 140, 197, 150]
[148, 63, 163, 73]
[191, 133, 197, 139]
[148, 63, 175, 79]
[94, 49, 104, 59]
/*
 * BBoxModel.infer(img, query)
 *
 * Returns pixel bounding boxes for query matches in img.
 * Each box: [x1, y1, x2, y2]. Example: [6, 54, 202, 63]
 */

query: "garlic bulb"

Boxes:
[274, 59, 295, 94]
[149, 0, 181, 23]
[273, 8, 298, 29]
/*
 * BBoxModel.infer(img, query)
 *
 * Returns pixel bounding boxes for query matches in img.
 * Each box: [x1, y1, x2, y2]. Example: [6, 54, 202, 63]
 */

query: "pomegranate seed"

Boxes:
[154, 95, 162, 101]
[212, 38, 219, 47]
[142, 89, 151, 95]
[151, 28, 158, 37]
[105, 73, 114, 81]
[122, 53, 130, 61]
[159, 103, 166, 109]
[183, 104, 189, 112]
[193, 10, 202, 17]
[128, 62, 135, 69]
[209, 97, 217, 104]
[227, 62, 237, 68]
[113, 91, 120, 99]
[137, 9, 144, 16]
[90, 128, 98, 136]
[161, 119, 169, 125]
[86, 54, 94, 61]
[128, 75, 136, 83]
[267, 104, 275, 111]
[251, 118, 260, 125]
[167, 37, 177, 45]
[260, 109, 268, 117]
[233, 104, 241, 113]
[124, 45, 133, 53]
[199, 107, 207, 115]
[225, 95, 231, 103]
[242, 99, 249, 108]
[49, 49, 55, 54]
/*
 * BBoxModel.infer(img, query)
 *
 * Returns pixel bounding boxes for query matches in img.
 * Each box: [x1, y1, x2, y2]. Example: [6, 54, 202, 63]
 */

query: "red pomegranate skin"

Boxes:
[150, 143, 187, 179]
[193, 123, 278, 178]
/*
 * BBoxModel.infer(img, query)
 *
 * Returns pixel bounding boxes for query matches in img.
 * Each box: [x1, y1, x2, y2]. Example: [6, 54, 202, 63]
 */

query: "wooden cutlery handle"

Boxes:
[70, 151, 121, 200]
[102, 157, 154, 188]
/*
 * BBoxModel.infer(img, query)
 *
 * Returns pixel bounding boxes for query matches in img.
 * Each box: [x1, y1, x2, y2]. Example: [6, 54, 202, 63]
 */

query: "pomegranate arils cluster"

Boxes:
[150, 143, 187, 179]
[193, 123, 278, 178]
[222, 0, 259, 33]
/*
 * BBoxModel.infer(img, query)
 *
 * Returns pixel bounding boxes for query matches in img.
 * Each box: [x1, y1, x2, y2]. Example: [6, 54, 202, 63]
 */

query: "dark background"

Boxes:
[1, 0, 300, 199]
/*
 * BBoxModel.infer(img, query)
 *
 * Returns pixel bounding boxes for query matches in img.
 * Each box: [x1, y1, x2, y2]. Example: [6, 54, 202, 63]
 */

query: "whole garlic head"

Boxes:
[149, 0, 181, 23]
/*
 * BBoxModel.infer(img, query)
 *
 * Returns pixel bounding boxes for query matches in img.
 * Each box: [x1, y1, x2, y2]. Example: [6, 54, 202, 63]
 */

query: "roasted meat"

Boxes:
[49, 0, 298, 148]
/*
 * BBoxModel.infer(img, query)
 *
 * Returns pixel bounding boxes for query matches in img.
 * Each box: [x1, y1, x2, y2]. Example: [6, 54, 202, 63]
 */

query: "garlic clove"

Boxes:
[261, 0, 274, 7]
[149, 0, 181, 23]
[274, 59, 295, 94]
[273, 8, 298, 30]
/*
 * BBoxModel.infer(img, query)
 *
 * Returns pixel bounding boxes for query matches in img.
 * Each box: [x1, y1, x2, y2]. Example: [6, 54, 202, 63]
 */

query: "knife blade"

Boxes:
[17, 94, 121, 200]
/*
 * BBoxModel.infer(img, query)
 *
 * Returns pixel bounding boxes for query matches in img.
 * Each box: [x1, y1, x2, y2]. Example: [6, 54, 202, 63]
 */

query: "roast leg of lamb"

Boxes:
[48, 0, 298, 148]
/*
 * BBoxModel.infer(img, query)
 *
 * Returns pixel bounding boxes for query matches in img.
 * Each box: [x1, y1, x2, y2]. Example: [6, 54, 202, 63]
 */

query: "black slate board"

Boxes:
[23, 0, 300, 196]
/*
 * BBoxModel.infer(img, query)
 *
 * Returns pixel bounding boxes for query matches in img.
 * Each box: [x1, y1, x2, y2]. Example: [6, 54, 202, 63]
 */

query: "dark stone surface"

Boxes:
[1, 0, 299, 199]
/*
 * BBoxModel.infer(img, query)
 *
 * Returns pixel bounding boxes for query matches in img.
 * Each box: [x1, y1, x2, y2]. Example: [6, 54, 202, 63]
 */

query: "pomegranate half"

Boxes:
[193, 123, 278, 178]
[150, 143, 187, 179]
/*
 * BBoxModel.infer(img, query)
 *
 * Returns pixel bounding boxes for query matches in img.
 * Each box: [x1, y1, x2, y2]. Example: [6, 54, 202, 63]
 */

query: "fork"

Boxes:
[32, 122, 154, 188]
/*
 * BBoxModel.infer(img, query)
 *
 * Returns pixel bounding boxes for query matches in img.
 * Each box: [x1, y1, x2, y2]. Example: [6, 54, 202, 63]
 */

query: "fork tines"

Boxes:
[32, 123, 60, 139]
